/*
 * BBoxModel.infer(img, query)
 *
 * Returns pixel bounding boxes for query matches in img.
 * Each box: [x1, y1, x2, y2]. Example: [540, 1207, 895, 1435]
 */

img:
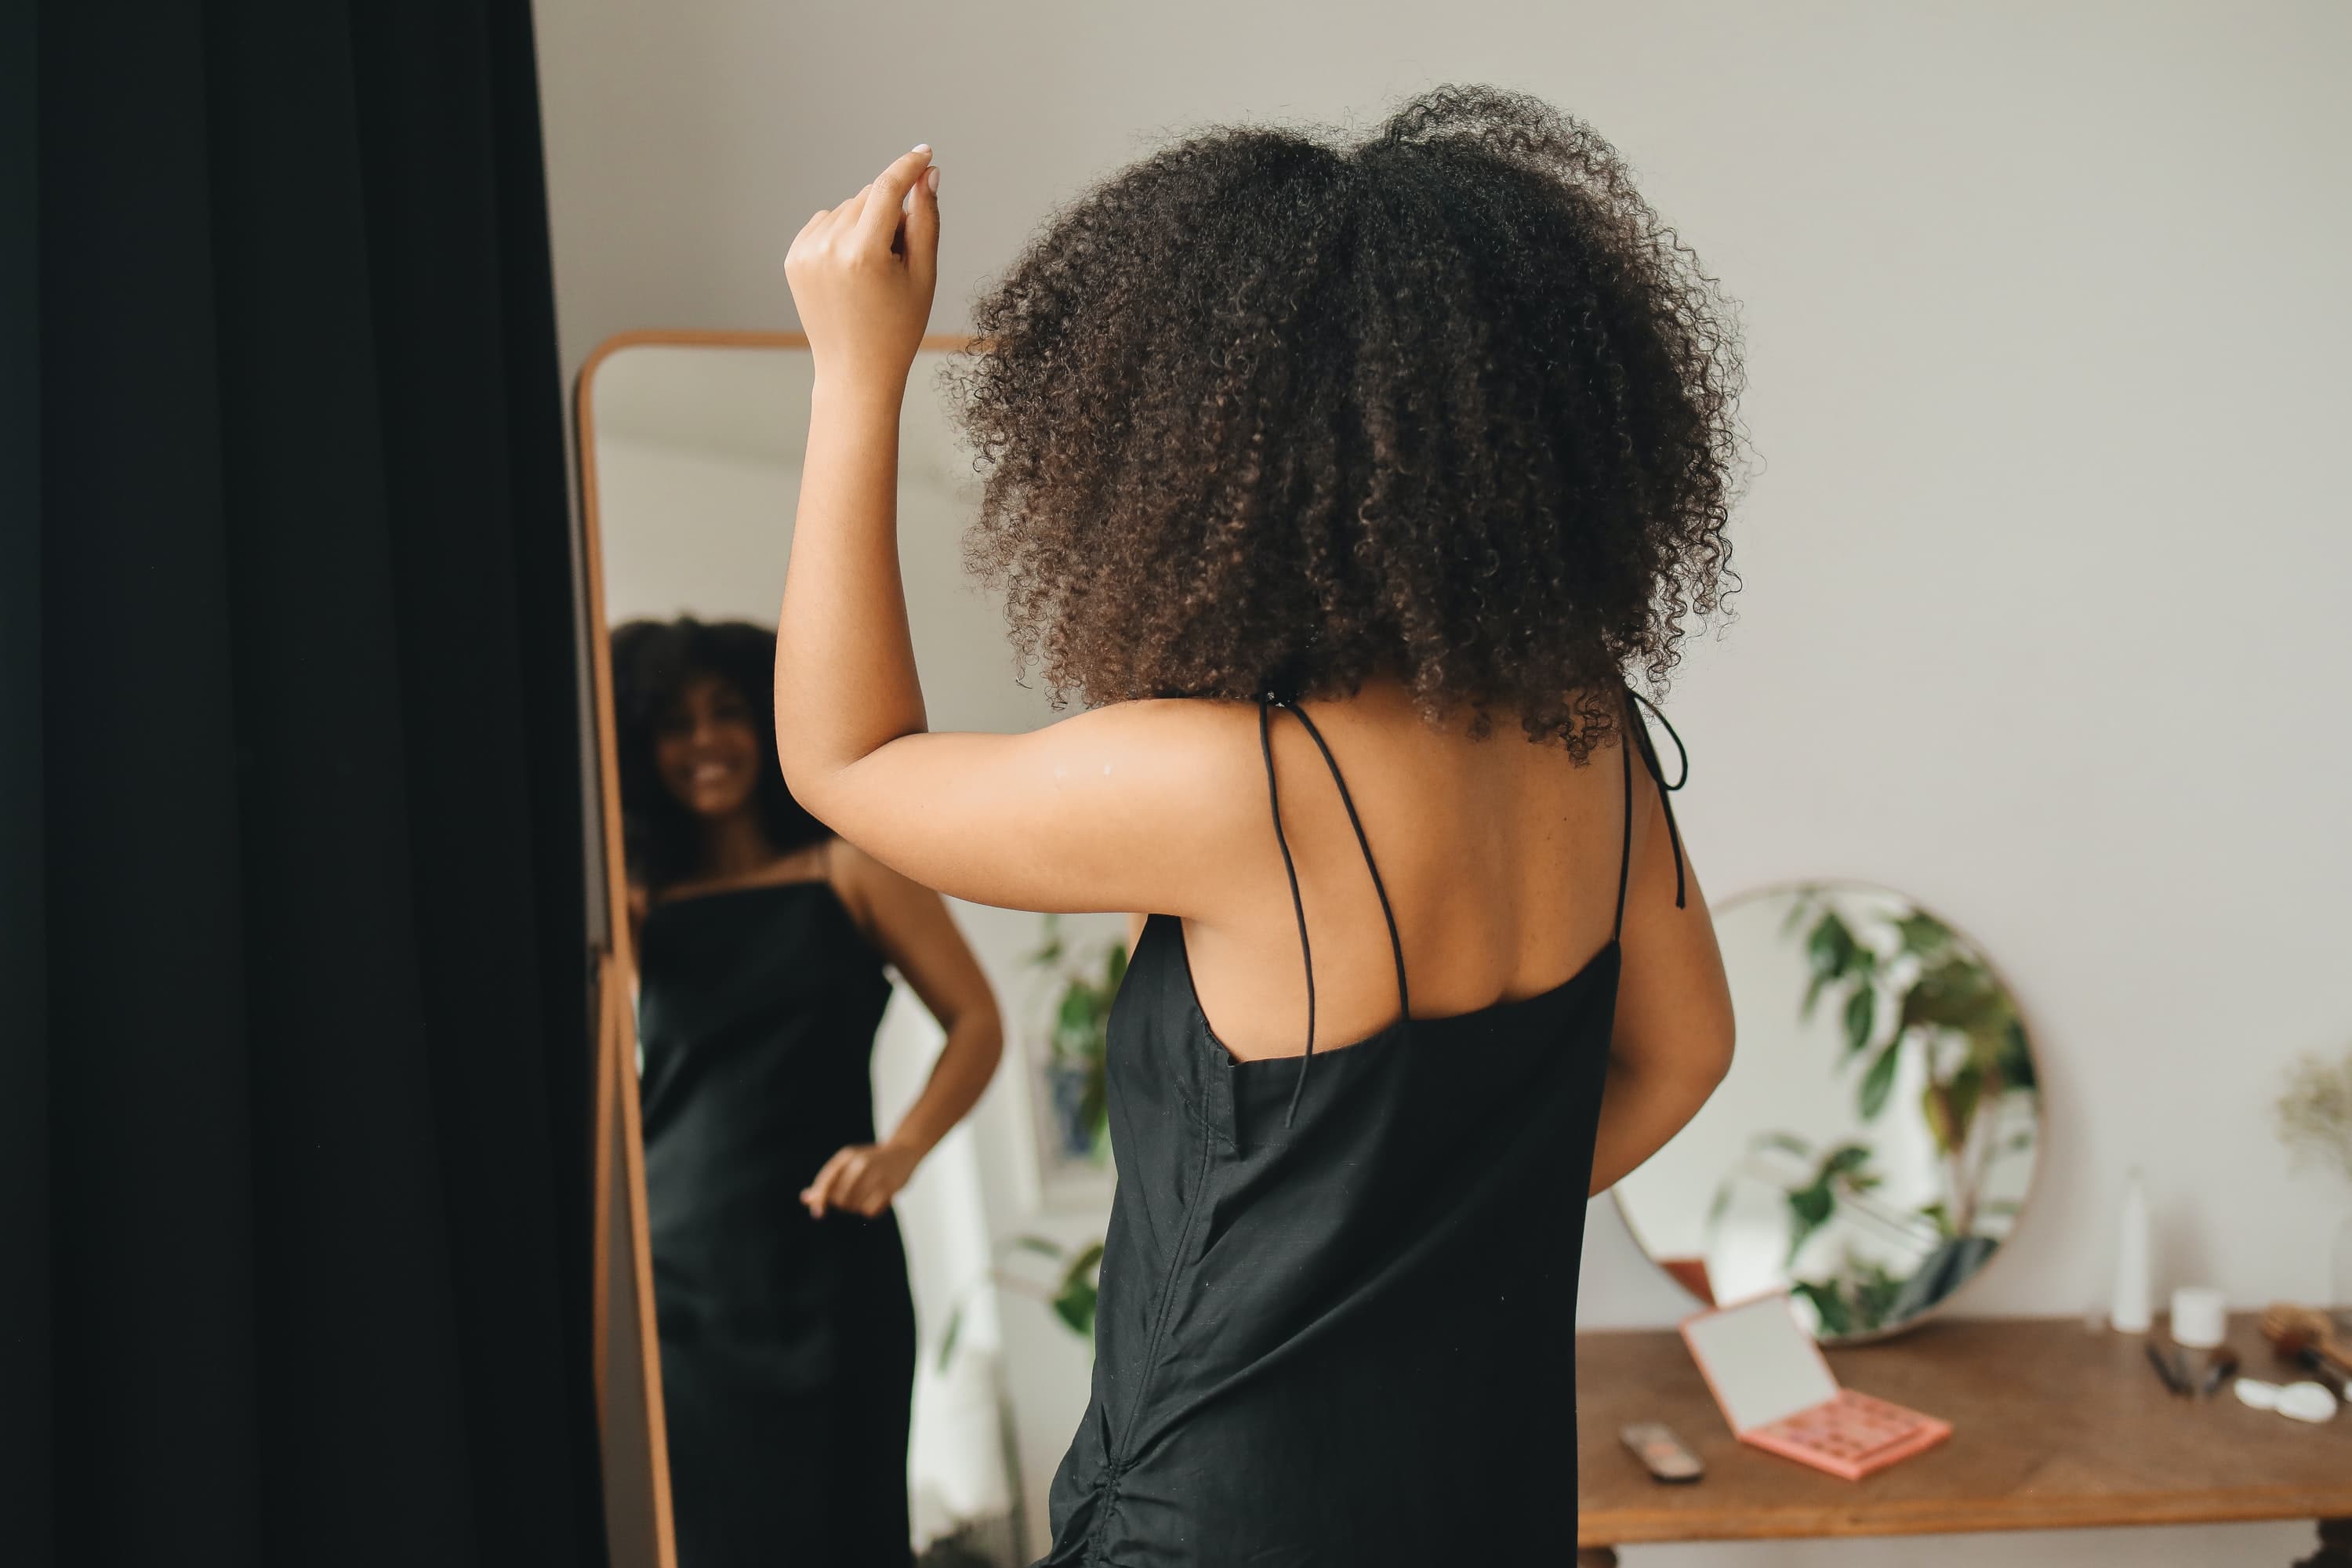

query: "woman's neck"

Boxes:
[695, 808, 775, 881]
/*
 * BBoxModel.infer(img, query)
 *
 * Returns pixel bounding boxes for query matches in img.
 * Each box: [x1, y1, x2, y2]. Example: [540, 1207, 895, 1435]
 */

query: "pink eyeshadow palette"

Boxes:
[1680, 1292, 1952, 1481]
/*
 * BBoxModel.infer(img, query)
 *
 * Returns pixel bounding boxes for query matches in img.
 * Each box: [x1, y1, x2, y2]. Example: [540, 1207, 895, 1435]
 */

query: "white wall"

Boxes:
[535, 4, 2352, 1563]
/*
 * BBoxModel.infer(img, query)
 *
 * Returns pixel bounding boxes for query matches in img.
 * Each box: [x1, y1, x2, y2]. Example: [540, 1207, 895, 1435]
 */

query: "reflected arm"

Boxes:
[840, 846, 1004, 1162]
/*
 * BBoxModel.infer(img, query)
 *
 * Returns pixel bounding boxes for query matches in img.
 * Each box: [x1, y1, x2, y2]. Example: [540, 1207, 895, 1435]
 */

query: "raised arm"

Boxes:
[776, 147, 1254, 916]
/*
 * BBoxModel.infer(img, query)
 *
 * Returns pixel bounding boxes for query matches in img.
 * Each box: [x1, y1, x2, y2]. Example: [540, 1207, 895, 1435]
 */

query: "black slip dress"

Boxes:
[1040, 690, 1685, 1567]
[637, 869, 916, 1568]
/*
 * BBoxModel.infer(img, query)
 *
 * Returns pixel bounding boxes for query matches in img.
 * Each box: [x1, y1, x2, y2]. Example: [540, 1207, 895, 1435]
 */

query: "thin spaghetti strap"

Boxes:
[1268, 700, 1410, 1020]
[1613, 701, 1636, 941]
[1620, 687, 1690, 916]
[1258, 699, 1319, 1128]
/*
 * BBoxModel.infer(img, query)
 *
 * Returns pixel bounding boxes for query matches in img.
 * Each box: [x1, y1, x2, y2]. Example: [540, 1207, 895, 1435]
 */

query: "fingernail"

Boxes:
[913, 143, 931, 155]
[925, 167, 940, 194]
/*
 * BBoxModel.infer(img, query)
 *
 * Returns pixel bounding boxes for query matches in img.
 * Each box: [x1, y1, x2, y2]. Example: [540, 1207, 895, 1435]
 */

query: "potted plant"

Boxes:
[1786, 891, 2034, 1243]
[2272, 1045, 2352, 1330]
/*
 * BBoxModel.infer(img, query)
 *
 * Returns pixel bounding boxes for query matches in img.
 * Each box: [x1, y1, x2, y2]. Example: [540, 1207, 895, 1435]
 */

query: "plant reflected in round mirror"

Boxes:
[1615, 884, 2040, 1342]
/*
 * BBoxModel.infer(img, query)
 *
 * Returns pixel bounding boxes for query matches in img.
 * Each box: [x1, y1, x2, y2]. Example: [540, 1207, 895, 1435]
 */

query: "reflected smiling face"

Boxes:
[653, 672, 763, 820]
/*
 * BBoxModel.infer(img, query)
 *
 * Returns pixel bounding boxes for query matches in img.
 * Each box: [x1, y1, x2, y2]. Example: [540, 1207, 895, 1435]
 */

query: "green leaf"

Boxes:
[1859, 1039, 1902, 1121]
[1894, 909, 1954, 957]
[937, 1303, 964, 1371]
[1946, 1062, 1984, 1147]
[1792, 1279, 1853, 1337]
[1007, 1234, 1065, 1260]
[1079, 1063, 1109, 1146]
[1802, 971, 1831, 1021]
[1922, 1083, 1954, 1153]
[1051, 1279, 1098, 1336]
[1755, 1131, 1813, 1160]
[1820, 1143, 1873, 1178]
[1901, 957, 2003, 1036]
[1028, 913, 1066, 967]
[1853, 1260, 1904, 1327]
[1707, 1180, 1733, 1228]
[1051, 1242, 1108, 1337]
[1786, 1181, 1835, 1264]
[1916, 1200, 1955, 1238]
[1998, 1017, 2037, 1090]
[1843, 985, 1877, 1058]
[1802, 913, 1862, 1017]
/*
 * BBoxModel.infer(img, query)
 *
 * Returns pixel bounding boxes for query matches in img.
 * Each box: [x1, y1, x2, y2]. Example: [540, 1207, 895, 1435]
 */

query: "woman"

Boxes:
[780, 88, 1738, 1563]
[612, 616, 1002, 1568]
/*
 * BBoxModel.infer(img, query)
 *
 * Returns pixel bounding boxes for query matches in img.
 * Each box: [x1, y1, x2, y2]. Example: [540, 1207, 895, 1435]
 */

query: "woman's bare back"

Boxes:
[1179, 677, 1669, 1062]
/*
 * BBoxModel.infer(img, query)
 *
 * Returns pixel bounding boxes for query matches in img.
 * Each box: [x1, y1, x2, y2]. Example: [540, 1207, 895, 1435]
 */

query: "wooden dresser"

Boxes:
[1577, 1313, 2352, 1564]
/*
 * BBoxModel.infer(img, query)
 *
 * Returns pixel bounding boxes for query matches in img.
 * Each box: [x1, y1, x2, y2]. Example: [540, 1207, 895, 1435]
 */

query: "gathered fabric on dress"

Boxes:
[1040, 691, 1683, 1567]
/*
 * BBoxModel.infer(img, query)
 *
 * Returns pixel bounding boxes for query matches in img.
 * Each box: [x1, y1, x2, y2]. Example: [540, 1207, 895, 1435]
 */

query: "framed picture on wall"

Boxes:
[1022, 915, 1123, 1212]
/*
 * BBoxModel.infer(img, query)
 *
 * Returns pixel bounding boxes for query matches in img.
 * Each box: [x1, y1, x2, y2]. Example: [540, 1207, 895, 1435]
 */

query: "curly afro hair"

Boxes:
[954, 85, 1744, 757]
[610, 616, 829, 892]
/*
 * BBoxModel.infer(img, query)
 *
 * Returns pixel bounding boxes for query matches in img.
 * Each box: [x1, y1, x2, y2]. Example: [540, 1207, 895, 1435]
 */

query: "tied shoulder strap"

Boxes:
[1624, 687, 1690, 914]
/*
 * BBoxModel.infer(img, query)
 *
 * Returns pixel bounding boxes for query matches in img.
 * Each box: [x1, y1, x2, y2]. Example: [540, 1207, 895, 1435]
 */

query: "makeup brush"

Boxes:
[2296, 1347, 2348, 1397]
[2258, 1305, 2352, 1379]
[2144, 1339, 2191, 1395]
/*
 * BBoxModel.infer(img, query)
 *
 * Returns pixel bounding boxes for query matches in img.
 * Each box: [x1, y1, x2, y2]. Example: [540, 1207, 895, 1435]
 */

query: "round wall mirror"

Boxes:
[1615, 883, 2041, 1341]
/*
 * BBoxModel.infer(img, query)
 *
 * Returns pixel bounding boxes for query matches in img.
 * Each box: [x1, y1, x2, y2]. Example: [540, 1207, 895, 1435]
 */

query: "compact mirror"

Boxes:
[1614, 883, 2041, 1341]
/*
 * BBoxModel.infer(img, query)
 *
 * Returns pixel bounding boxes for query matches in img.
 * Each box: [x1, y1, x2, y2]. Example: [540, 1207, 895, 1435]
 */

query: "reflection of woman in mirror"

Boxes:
[612, 616, 1001, 1568]
[778, 89, 1737, 1564]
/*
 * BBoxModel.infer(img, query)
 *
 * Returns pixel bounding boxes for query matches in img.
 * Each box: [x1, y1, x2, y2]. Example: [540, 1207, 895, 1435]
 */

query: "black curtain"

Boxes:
[12, 1, 608, 1563]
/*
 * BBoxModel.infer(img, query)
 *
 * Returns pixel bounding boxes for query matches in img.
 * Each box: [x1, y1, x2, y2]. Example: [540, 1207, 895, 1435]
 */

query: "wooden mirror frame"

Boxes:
[576, 329, 971, 1568]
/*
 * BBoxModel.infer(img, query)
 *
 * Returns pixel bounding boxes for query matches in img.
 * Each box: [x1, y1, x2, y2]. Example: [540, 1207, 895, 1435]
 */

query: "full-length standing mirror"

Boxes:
[581, 333, 1112, 1568]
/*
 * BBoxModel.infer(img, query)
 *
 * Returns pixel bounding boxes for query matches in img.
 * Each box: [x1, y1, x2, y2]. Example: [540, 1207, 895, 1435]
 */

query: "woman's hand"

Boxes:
[784, 145, 940, 394]
[800, 1139, 922, 1219]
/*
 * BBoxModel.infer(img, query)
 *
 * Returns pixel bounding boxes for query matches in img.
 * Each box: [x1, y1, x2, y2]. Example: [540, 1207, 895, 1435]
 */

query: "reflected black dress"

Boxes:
[639, 877, 915, 1568]
[1040, 692, 1684, 1566]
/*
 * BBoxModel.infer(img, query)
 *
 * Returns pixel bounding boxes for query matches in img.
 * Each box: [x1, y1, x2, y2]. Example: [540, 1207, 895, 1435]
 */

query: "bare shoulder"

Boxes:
[1029, 695, 1272, 794]
[827, 835, 962, 921]
[826, 835, 898, 898]
[824, 834, 887, 936]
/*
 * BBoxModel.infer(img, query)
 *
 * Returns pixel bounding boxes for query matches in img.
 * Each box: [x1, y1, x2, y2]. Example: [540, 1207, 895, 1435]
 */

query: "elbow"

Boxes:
[779, 757, 848, 834]
[1687, 1011, 1735, 1106]
[769, 691, 854, 825]
[1622, 1010, 1734, 1107]
[952, 1000, 1006, 1076]
[774, 726, 859, 834]
[1702, 1011, 1736, 1091]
